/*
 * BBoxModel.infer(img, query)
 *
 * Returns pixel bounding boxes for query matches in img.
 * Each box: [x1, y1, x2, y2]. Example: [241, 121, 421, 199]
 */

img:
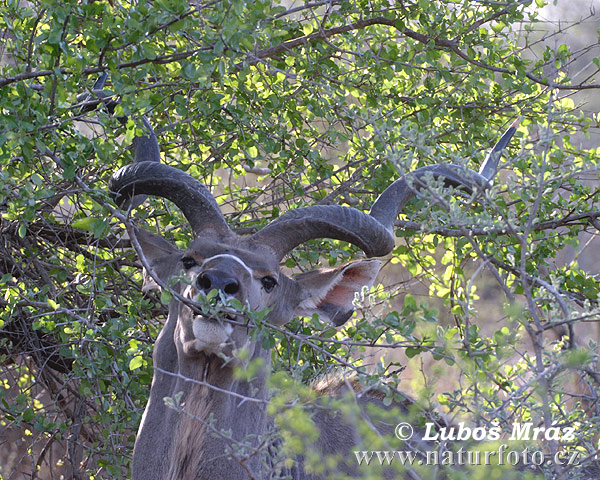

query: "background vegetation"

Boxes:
[1, 0, 599, 478]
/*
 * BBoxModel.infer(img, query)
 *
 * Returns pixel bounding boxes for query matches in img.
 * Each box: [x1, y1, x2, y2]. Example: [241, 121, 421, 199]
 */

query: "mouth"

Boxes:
[191, 314, 234, 354]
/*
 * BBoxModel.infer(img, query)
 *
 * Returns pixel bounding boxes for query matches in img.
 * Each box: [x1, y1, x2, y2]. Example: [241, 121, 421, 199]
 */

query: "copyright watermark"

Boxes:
[394, 421, 576, 442]
[394, 422, 414, 441]
[363, 421, 582, 468]
[418, 421, 576, 442]
[355, 446, 581, 467]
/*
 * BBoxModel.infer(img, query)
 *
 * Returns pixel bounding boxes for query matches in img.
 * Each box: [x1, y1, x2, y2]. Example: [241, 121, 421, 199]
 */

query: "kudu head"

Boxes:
[107, 102, 518, 361]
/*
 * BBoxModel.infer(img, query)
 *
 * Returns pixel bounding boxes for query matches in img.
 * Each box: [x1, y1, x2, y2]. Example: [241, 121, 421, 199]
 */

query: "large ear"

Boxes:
[294, 259, 381, 327]
[134, 228, 181, 292]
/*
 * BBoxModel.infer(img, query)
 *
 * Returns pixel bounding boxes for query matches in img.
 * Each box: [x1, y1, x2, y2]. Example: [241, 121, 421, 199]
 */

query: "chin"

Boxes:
[190, 315, 234, 355]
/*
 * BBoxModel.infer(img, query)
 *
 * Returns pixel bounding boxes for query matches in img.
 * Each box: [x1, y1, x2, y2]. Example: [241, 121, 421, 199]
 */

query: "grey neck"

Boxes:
[132, 306, 272, 480]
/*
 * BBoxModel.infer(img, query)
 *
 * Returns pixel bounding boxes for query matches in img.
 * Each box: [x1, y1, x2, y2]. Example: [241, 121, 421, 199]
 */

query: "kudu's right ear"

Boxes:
[134, 229, 181, 292]
[294, 259, 381, 327]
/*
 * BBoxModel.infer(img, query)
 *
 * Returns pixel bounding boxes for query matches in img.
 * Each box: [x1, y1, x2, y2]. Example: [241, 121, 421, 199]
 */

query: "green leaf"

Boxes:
[129, 356, 144, 371]
[72, 217, 104, 235]
[402, 294, 418, 315]
[23, 408, 34, 422]
[160, 290, 172, 305]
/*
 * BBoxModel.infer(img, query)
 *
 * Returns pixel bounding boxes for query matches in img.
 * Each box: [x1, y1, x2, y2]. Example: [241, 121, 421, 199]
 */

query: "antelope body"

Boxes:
[104, 79, 518, 478]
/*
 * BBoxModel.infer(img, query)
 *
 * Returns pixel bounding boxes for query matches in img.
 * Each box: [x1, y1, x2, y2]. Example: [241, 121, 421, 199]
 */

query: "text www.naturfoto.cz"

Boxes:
[354, 447, 580, 467]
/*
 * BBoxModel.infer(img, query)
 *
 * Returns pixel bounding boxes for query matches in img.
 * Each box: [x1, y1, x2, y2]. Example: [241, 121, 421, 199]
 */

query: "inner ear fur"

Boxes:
[294, 259, 381, 326]
[133, 228, 181, 292]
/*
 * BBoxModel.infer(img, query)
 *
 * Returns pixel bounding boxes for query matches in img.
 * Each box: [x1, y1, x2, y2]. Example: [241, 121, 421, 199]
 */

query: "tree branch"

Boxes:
[234, 15, 600, 90]
[3, 14, 598, 91]
[394, 210, 600, 236]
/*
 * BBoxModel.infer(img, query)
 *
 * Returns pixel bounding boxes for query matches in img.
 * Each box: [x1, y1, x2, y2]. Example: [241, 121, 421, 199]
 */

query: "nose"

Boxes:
[196, 270, 240, 296]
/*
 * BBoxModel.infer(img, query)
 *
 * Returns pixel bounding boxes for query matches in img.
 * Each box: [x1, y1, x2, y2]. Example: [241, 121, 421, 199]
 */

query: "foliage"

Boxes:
[1, 0, 599, 478]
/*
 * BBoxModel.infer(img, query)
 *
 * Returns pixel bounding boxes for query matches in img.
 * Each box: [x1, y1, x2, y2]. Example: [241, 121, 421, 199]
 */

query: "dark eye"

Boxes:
[181, 256, 197, 270]
[261, 276, 277, 293]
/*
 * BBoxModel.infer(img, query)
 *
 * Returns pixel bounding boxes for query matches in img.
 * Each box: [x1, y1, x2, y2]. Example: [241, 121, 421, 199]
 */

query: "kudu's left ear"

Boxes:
[294, 259, 381, 326]
[134, 228, 181, 292]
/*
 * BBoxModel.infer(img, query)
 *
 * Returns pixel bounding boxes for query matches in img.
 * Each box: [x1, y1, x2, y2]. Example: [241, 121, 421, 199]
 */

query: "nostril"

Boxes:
[197, 273, 212, 292]
[224, 280, 239, 295]
[197, 272, 239, 296]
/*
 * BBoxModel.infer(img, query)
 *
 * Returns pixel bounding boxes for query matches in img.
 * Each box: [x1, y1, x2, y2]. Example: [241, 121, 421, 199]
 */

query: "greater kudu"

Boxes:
[106, 87, 518, 478]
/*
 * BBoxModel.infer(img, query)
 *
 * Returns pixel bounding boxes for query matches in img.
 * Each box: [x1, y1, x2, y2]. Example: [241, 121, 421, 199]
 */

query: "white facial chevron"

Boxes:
[201, 254, 254, 277]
